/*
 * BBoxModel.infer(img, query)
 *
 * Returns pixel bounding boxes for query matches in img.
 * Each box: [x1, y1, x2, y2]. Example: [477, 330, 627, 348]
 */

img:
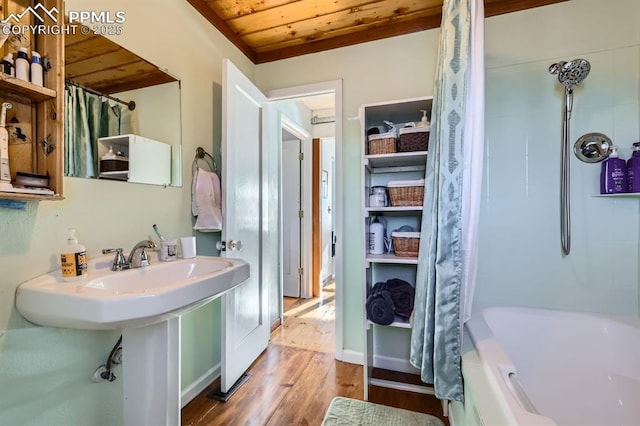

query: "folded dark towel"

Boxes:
[386, 279, 415, 318]
[366, 282, 395, 325]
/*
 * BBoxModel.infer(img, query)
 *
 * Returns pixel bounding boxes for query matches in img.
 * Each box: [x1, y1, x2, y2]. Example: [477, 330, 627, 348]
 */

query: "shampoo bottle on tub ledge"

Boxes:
[600, 146, 627, 194]
[626, 142, 640, 193]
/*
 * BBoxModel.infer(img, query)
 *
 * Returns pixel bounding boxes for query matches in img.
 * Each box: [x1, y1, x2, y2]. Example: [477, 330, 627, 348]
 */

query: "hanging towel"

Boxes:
[386, 279, 415, 319]
[192, 167, 223, 232]
[366, 282, 395, 325]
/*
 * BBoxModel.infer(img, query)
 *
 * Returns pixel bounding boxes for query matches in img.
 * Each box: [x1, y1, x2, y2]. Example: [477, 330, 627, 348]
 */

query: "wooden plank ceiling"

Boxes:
[65, 31, 177, 94]
[186, 0, 568, 64]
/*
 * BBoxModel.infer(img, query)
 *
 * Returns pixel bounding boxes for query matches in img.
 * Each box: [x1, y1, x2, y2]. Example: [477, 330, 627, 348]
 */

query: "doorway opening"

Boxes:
[276, 131, 337, 353]
[269, 87, 340, 357]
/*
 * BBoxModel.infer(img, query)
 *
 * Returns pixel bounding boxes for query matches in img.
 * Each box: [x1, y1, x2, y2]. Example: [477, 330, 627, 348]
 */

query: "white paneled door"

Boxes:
[282, 138, 302, 297]
[220, 59, 269, 393]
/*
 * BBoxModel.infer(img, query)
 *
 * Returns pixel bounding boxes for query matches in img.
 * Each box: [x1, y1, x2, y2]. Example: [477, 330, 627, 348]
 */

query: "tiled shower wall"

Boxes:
[475, 0, 640, 315]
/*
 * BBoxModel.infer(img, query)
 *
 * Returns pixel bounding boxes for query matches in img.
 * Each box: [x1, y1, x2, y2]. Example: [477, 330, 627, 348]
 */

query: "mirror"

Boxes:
[64, 30, 182, 186]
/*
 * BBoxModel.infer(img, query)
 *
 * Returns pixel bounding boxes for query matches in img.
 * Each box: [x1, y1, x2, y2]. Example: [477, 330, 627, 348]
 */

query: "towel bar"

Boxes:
[192, 147, 217, 175]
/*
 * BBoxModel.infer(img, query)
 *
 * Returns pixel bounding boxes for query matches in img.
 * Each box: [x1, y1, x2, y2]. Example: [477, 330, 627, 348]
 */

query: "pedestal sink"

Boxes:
[16, 255, 249, 426]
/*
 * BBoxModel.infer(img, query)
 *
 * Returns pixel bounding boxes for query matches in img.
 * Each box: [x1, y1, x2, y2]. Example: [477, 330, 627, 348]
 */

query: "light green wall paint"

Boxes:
[181, 298, 221, 389]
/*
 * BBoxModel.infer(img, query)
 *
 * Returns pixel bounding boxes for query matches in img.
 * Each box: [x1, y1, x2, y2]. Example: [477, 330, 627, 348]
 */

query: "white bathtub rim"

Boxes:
[459, 350, 548, 426]
[463, 331, 557, 426]
[465, 303, 640, 426]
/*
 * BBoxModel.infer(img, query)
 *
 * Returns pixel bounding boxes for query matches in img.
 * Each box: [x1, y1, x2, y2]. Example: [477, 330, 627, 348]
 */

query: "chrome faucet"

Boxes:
[128, 240, 156, 268]
[102, 240, 157, 271]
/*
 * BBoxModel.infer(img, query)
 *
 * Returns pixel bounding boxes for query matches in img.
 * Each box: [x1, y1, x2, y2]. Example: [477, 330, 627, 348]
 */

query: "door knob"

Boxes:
[228, 240, 243, 251]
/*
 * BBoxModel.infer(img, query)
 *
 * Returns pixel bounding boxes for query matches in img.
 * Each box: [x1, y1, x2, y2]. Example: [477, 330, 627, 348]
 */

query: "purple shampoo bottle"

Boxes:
[627, 142, 640, 193]
[600, 146, 627, 194]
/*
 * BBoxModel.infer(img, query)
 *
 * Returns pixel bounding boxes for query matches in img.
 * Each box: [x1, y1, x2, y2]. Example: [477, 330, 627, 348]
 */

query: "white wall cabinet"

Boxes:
[97, 134, 171, 186]
[360, 96, 433, 399]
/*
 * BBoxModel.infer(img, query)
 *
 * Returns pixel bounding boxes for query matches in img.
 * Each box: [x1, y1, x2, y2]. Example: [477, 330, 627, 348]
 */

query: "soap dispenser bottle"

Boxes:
[600, 145, 627, 194]
[418, 109, 430, 130]
[627, 142, 640, 193]
[60, 228, 88, 282]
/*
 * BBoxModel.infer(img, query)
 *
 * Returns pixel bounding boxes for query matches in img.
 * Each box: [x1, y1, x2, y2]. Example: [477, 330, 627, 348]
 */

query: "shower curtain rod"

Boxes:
[64, 79, 136, 111]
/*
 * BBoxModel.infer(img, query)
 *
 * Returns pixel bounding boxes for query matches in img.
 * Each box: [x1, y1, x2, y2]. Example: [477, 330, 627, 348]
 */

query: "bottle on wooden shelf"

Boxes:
[15, 47, 29, 82]
[30, 51, 43, 87]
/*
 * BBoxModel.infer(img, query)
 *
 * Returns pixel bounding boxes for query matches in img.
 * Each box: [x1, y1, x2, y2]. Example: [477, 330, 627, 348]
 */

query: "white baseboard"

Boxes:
[181, 364, 220, 408]
[338, 350, 420, 375]
[340, 349, 363, 365]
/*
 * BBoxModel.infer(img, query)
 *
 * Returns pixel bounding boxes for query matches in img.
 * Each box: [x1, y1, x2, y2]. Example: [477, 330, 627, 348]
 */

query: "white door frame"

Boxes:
[267, 80, 344, 361]
[280, 117, 312, 300]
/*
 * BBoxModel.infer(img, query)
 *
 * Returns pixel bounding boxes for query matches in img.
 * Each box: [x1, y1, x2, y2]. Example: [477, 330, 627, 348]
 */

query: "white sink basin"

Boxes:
[16, 255, 249, 330]
[16, 253, 250, 425]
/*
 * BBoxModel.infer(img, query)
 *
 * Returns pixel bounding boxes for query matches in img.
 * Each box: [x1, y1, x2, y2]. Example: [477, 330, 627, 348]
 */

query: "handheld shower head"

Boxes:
[549, 59, 590, 87]
[548, 58, 591, 256]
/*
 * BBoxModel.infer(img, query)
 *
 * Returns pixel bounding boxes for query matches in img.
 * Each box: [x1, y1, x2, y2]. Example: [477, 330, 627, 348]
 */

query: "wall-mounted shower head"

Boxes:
[548, 59, 591, 87]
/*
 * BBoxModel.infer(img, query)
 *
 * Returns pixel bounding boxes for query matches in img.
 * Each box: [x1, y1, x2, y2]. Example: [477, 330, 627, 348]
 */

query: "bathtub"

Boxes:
[450, 306, 640, 426]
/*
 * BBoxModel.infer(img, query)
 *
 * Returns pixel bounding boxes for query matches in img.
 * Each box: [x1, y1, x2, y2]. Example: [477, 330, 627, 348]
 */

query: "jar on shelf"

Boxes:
[369, 186, 388, 207]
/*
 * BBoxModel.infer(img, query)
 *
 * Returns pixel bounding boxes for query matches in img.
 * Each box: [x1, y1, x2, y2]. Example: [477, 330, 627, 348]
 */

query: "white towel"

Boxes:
[192, 168, 223, 232]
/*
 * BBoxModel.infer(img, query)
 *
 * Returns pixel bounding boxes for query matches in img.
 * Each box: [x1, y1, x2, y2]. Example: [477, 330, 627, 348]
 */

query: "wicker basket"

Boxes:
[368, 132, 397, 155]
[392, 232, 420, 257]
[387, 179, 425, 206]
[100, 159, 128, 172]
[398, 126, 429, 152]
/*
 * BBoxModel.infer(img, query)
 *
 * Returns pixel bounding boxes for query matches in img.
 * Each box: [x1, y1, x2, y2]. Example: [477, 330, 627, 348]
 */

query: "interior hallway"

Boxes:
[182, 284, 447, 425]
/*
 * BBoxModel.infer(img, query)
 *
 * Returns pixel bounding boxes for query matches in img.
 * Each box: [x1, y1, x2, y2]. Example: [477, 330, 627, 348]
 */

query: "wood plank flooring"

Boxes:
[270, 285, 335, 353]
[182, 284, 448, 425]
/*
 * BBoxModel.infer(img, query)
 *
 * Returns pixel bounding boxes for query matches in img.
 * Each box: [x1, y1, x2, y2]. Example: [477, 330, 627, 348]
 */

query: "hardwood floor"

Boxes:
[182, 285, 448, 425]
[270, 285, 335, 353]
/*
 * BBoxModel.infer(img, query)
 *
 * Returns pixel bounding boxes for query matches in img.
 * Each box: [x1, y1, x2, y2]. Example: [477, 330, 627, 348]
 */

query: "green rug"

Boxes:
[322, 397, 445, 425]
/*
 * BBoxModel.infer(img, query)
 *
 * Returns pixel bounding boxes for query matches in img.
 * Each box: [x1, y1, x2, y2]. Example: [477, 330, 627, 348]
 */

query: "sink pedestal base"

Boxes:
[122, 317, 181, 426]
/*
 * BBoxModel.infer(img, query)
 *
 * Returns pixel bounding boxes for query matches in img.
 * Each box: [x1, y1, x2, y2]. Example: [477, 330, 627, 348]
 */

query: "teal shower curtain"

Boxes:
[64, 85, 122, 178]
[410, 0, 485, 401]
